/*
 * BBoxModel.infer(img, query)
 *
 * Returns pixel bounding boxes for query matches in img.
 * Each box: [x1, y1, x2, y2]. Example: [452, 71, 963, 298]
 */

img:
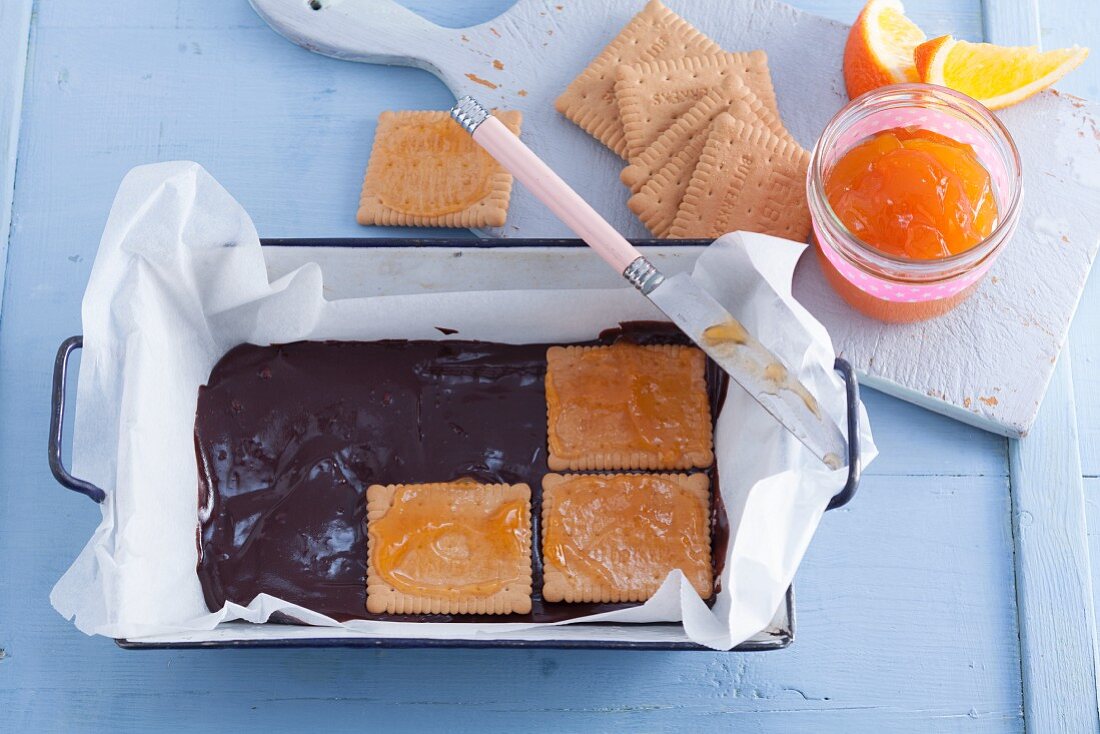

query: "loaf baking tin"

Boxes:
[49, 239, 861, 651]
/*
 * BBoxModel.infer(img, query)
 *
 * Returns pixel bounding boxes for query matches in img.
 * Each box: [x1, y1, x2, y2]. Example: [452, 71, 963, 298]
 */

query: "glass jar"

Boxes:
[806, 84, 1023, 323]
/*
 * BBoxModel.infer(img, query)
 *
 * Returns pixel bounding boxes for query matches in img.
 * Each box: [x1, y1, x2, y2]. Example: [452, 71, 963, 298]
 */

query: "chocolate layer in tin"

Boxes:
[196, 323, 728, 623]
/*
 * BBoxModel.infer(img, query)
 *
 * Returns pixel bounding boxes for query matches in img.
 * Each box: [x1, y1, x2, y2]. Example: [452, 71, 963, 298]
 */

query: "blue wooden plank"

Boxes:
[1040, 23, 1100, 101]
[1043, 16, 1100, 719]
[0, 0, 33, 322]
[1086, 477, 1100, 614]
[1049, 0, 1100, 479]
[7, 25, 466, 243]
[1007, 359, 1100, 732]
[794, 0, 984, 39]
[860, 386, 1007, 477]
[985, 0, 1100, 729]
[981, 0, 1040, 46]
[1076, 274, 1100, 478]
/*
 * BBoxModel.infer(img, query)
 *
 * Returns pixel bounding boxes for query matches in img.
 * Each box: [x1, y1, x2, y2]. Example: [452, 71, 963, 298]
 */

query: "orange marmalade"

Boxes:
[824, 126, 998, 260]
[369, 484, 530, 600]
[808, 86, 1022, 323]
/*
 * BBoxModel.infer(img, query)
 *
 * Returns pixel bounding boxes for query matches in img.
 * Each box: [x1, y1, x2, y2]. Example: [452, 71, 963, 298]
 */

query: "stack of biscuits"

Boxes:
[556, 0, 812, 241]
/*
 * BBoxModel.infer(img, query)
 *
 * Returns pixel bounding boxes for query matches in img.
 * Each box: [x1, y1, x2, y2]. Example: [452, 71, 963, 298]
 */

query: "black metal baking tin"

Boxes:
[49, 238, 861, 652]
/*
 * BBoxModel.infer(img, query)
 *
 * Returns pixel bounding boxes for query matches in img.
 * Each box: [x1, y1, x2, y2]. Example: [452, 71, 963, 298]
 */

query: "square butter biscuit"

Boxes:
[628, 113, 730, 237]
[366, 481, 533, 615]
[357, 110, 522, 229]
[554, 0, 721, 158]
[545, 343, 713, 471]
[621, 78, 787, 192]
[670, 115, 811, 240]
[614, 51, 773, 159]
[542, 473, 713, 603]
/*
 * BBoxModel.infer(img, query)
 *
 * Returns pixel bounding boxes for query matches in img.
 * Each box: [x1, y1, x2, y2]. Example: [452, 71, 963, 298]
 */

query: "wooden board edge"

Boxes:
[856, 372, 1029, 439]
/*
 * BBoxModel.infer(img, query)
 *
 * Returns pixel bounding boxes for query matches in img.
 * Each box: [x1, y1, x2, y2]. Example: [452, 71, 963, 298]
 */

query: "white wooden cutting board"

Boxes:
[250, 0, 1100, 437]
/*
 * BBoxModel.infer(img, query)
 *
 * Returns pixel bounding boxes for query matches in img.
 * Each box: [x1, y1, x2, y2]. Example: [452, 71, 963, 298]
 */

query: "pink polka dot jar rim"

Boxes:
[806, 83, 1023, 292]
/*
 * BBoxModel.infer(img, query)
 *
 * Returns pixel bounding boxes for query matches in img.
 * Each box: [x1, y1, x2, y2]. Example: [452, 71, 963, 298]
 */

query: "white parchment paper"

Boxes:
[51, 162, 876, 651]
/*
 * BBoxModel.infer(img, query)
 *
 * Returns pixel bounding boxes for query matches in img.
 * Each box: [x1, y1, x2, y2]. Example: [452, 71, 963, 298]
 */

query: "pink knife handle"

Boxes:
[471, 115, 642, 274]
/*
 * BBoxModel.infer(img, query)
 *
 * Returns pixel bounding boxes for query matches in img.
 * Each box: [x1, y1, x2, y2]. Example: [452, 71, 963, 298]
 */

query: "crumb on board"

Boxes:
[465, 73, 498, 89]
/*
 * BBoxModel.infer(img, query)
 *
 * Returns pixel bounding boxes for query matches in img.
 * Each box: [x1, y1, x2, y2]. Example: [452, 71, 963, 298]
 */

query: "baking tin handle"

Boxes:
[828, 357, 861, 510]
[49, 336, 106, 503]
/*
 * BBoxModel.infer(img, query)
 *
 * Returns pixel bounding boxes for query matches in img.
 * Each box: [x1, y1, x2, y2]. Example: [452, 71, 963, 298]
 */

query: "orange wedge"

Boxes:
[843, 0, 926, 99]
[915, 35, 1089, 109]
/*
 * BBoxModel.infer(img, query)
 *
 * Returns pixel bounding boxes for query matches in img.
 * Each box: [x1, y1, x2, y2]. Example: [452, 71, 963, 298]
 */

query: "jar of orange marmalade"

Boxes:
[807, 84, 1022, 322]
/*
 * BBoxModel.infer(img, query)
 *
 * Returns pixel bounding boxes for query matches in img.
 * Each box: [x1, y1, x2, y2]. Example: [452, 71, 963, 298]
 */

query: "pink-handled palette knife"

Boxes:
[450, 96, 847, 468]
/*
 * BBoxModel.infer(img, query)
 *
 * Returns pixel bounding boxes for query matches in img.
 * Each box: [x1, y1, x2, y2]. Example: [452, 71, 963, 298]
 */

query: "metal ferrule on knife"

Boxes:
[623, 256, 666, 294]
[450, 96, 490, 135]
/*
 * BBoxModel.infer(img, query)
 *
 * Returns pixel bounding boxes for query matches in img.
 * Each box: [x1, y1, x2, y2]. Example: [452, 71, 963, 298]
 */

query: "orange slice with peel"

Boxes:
[915, 35, 1089, 109]
[843, 0, 925, 99]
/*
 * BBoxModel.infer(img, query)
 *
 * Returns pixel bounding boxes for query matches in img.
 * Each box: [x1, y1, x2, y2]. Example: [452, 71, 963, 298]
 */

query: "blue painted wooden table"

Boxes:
[1, 1, 1098, 731]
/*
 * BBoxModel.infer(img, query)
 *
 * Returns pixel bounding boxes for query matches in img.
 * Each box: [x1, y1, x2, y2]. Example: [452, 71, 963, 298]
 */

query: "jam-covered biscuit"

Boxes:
[541, 473, 713, 602]
[366, 481, 532, 615]
[545, 343, 714, 471]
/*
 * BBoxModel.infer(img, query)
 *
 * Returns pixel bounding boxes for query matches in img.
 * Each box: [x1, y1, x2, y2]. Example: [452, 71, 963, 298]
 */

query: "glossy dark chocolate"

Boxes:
[196, 323, 728, 623]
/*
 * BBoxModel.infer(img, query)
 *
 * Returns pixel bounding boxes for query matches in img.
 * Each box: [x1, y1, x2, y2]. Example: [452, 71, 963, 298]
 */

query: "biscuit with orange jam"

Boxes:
[366, 481, 533, 614]
[545, 343, 713, 471]
[541, 472, 712, 602]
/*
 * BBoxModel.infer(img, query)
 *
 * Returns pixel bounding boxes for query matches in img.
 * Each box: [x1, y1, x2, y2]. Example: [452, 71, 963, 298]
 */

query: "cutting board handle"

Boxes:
[249, 0, 453, 67]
